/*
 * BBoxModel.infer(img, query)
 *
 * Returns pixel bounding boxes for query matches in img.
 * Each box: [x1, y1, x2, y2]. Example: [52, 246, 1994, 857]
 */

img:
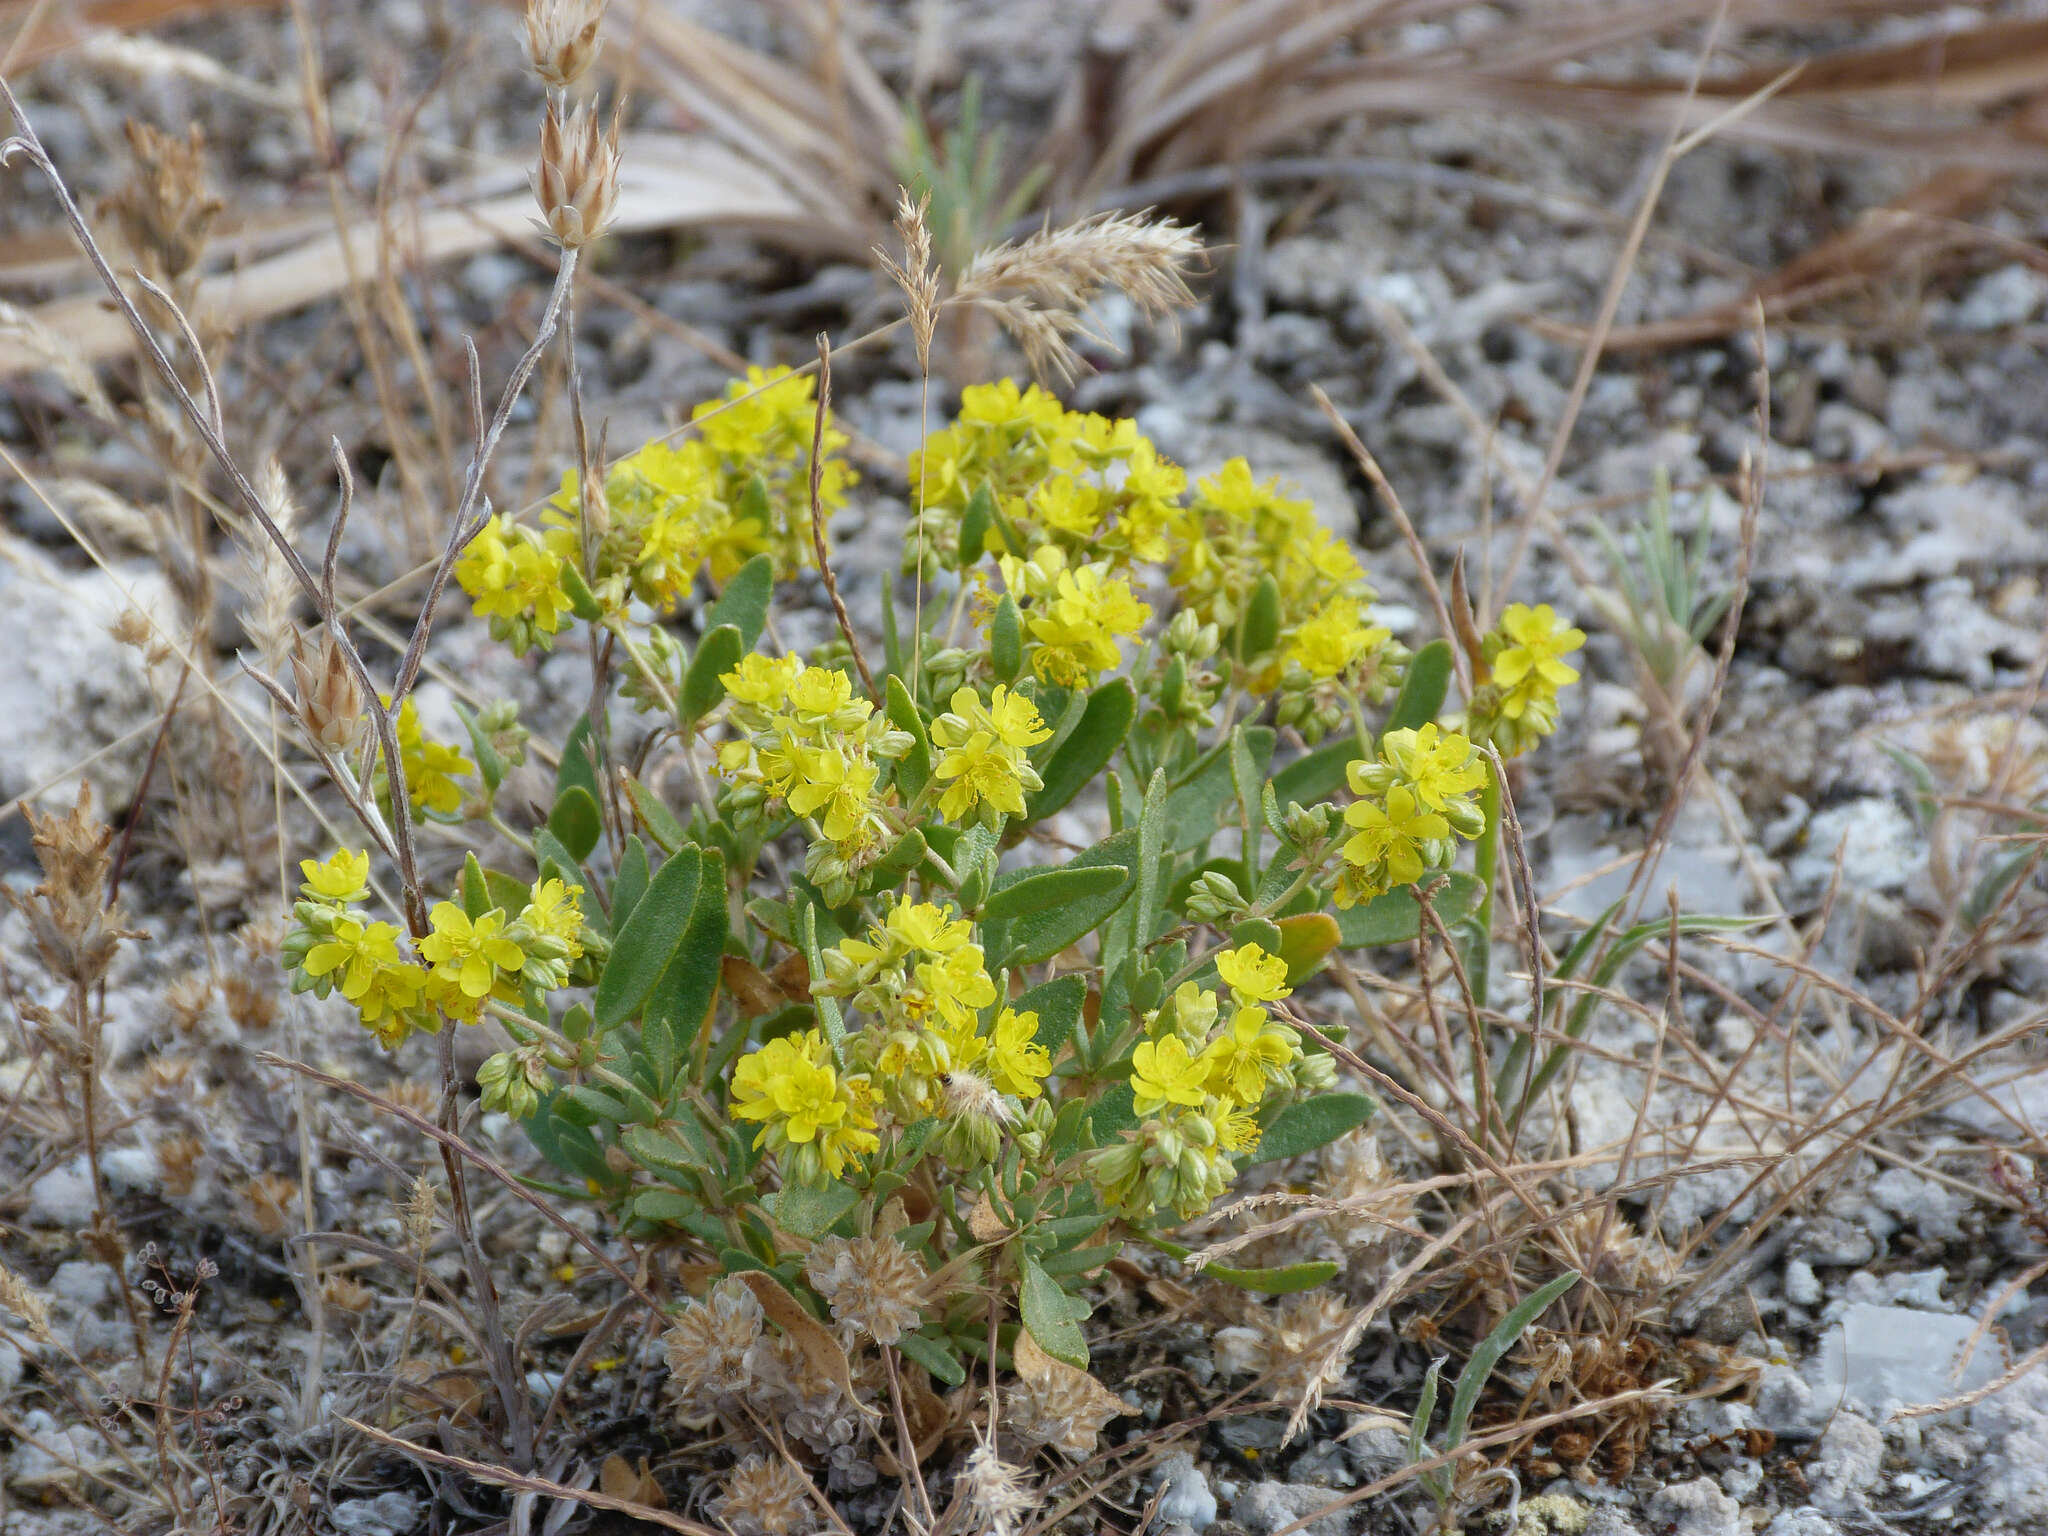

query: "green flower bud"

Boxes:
[477, 1047, 547, 1120]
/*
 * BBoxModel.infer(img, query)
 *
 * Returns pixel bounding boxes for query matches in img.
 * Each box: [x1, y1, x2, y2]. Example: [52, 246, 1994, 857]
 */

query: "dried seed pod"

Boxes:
[523, 0, 607, 89]
[291, 629, 364, 753]
[534, 99, 621, 249]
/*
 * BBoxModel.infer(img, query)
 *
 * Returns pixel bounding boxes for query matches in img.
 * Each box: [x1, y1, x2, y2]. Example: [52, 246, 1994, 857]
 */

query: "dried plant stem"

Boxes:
[70, 979, 150, 1364]
[809, 333, 878, 702]
[882, 1344, 936, 1528]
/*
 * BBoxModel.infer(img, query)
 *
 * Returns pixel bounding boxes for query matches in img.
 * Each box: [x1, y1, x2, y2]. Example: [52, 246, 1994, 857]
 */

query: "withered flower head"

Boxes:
[803, 1232, 927, 1346]
[665, 1275, 764, 1408]
[523, 0, 607, 88]
[291, 628, 364, 754]
[710, 1455, 814, 1536]
[535, 99, 621, 249]
[8, 784, 142, 987]
[109, 120, 221, 285]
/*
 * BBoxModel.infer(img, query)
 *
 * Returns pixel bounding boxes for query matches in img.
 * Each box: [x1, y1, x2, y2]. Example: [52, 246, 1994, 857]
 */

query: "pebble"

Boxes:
[1814, 1304, 1999, 1417]
[1152, 1453, 1218, 1531]
[1762, 1513, 1839, 1536]
[328, 1492, 423, 1536]
[1782, 1259, 1822, 1308]
[1868, 1169, 1967, 1244]
[1230, 1481, 1354, 1536]
[1786, 1215, 1877, 1270]
[1808, 1413, 1883, 1513]
[1645, 1477, 1738, 1536]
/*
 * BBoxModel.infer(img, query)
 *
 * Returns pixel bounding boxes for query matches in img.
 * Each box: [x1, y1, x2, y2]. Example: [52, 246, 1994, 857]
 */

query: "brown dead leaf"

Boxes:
[968, 1192, 1009, 1243]
[722, 954, 789, 1017]
[739, 1269, 880, 1419]
[1012, 1329, 1128, 1426]
[600, 1455, 666, 1509]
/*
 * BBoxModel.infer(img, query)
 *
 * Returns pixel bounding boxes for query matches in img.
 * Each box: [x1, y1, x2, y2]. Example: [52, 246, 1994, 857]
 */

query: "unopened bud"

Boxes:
[535, 100, 621, 249]
[292, 630, 363, 753]
[523, 0, 606, 89]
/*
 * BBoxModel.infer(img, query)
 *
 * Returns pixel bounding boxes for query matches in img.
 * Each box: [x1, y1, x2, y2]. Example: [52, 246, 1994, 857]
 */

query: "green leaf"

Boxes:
[629, 1188, 698, 1225]
[645, 850, 728, 1090]
[548, 786, 603, 863]
[1135, 768, 1169, 951]
[560, 1085, 631, 1125]
[594, 848, 702, 1030]
[982, 863, 1128, 922]
[623, 775, 689, 854]
[1029, 678, 1135, 820]
[1013, 974, 1087, 1056]
[886, 675, 933, 798]
[558, 716, 601, 801]
[991, 595, 1024, 683]
[1087, 1080, 1136, 1145]
[682, 624, 744, 723]
[1164, 730, 1273, 852]
[460, 852, 491, 919]
[1247, 1092, 1375, 1164]
[1237, 572, 1281, 661]
[1271, 736, 1357, 810]
[524, 1096, 613, 1183]
[1409, 1356, 1442, 1468]
[1019, 1255, 1089, 1368]
[1273, 912, 1341, 984]
[767, 1181, 860, 1239]
[706, 554, 774, 650]
[994, 828, 1141, 968]
[896, 1331, 968, 1387]
[558, 559, 604, 622]
[452, 701, 506, 796]
[1443, 1273, 1579, 1451]
[958, 483, 996, 565]
[1333, 873, 1485, 948]
[1144, 1235, 1337, 1293]
[611, 836, 651, 933]
[622, 1123, 709, 1172]
[1387, 638, 1454, 732]
[803, 902, 847, 1048]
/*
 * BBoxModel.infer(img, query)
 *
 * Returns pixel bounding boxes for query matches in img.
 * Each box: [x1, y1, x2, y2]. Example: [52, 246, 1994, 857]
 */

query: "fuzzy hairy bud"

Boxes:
[535, 99, 621, 249]
[523, 0, 606, 88]
[291, 629, 364, 753]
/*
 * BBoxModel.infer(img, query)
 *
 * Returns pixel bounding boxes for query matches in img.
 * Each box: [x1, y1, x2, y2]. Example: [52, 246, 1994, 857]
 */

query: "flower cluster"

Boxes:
[1463, 603, 1586, 758]
[283, 849, 588, 1054]
[992, 546, 1152, 690]
[1333, 724, 1488, 908]
[730, 1028, 879, 1183]
[453, 515, 575, 656]
[689, 366, 853, 578]
[713, 655, 911, 902]
[1089, 943, 1311, 1220]
[383, 697, 472, 822]
[929, 684, 1050, 826]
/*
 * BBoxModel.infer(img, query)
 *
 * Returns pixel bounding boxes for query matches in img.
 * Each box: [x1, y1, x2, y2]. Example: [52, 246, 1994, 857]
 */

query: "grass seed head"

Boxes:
[109, 119, 220, 286]
[9, 783, 138, 988]
[536, 98, 622, 249]
[291, 628, 365, 754]
[523, 0, 607, 89]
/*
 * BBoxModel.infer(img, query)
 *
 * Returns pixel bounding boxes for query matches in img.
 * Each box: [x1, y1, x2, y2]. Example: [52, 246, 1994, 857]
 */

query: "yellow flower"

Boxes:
[455, 516, 573, 652]
[988, 1007, 1051, 1099]
[1383, 724, 1486, 813]
[1341, 786, 1447, 895]
[1216, 1107, 1262, 1155]
[785, 745, 878, 845]
[520, 878, 585, 963]
[391, 697, 472, 819]
[1023, 560, 1151, 687]
[1200, 1006, 1300, 1105]
[930, 685, 1050, 824]
[721, 651, 804, 708]
[730, 1030, 878, 1180]
[355, 958, 429, 1045]
[420, 902, 526, 1003]
[1130, 1036, 1209, 1116]
[304, 914, 405, 1002]
[1492, 604, 1585, 697]
[914, 946, 999, 1028]
[1286, 598, 1389, 681]
[300, 849, 370, 905]
[1215, 943, 1290, 1003]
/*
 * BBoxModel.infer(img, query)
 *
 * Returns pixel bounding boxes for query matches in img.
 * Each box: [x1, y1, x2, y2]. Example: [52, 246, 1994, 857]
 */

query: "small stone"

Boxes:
[27, 1159, 97, 1231]
[1340, 1424, 1406, 1480]
[1582, 1510, 1643, 1536]
[1973, 1367, 2048, 1525]
[1645, 1476, 1739, 1536]
[1230, 1481, 1354, 1536]
[1868, 1170, 1966, 1244]
[1815, 1304, 2000, 1417]
[1808, 1413, 1883, 1513]
[1153, 1453, 1219, 1532]
[1783, 1259, 1822, 1308]
[1785, 801, 1918, 902]
[49, 1260, 112, 1311]
[1786, 1215, 1877, 1269]
[1513, 1492, 1591, 1534]
[1757, 1362, 1822, 1434]
[1763, 1513, 1839, 1536]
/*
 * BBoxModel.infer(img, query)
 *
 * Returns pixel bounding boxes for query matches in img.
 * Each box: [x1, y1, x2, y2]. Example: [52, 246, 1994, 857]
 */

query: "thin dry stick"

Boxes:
[340, 1418, 722, 1536]
[809, 332, 879, 702]
[1310, 383, 1461, 688]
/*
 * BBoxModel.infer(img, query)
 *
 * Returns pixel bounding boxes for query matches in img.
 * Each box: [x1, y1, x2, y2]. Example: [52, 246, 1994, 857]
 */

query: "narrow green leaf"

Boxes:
[1333, 872, 1485, 948]
[1019, 1255, 1088, 1368]
[1164, 729, 1273, 852]
[645, 850, 729, 1089]
[706, 554, 773, 650]
[593, 848, 701, 1030]
[460, 852, 491, 919]
[1443, 1272, 1579, 1451]
[1012, 975, 1086, 1057]
[1409, 1357, 1442, 1467]
[682, 624, 744, 723]
[991, 595, 1024, 683]
[558, 559, 604, 622]
[611, 836, 651, 933]
[958, 483, 996, 565]
[982, 863, 1128, 922]
[1271, 737, 1358, 810]
[1144, 1235, 1338, 1294]
[1387, 638, 1454, 732]
[1237, 572, 1281, 661]
[886, 675, 933, 797]
[896, 1331, 968, 1387]
[629, 1188, 697, 1225]
[1246, 1092, 1375, 1165]
[560, 1085, 631, 1125]
[452, 701, 506, 796]
[1029, 678, 1136, 821]
[548, 786, 603, 862]
[767, 1180, 860, 1239]
[1136, 767, 1168, 951]
[623, 775, 689, 855]
[803, 902, 847, 1048]
[622, 1123, 709, 1172]
[996, 829, 1140, 967]
[557, 716, 601, 802]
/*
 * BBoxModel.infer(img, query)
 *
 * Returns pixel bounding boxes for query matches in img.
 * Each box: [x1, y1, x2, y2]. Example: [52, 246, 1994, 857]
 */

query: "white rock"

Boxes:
[1231, 1481, 1353, 1536]
[0, 1338, 21, 1391]
[1583, 1509, 1644, 1536]
[1786, 800, 1918, 902]
[49, 1261, 110, 1311]
[1949, 262, 2048, 329]
[1808, 1413, 1882, 1513]
[1782, 1259, 1821, 1308]
[0, 564, 165, 811]
[1868, 1169, 1966, 1243]
[1645, 1477, 1738, 1536]
[329, 1492, 423, 1536]
[102, 1145, 159, 1195]
[27, 1160, 97, 1230]
[5, 1408, 104, 1491]
[1973, 1366, 2048, 1525]
[1152, 1452, 1219, 1531]
[1763, 1513, 1838, 1536]
[1813, 1304, 2000, 1417]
